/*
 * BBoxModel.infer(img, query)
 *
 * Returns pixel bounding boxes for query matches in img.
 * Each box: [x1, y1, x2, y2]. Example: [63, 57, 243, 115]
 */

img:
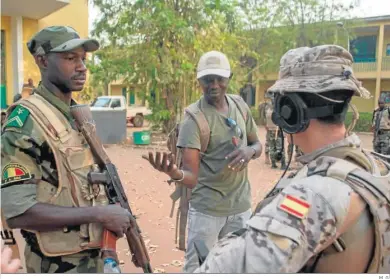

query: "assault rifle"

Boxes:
[70, 104, 152, 273]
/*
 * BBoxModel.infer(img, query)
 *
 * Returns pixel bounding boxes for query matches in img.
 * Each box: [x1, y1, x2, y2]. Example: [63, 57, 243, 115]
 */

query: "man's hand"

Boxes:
[142, 152, 182, 180]
[226, 146, 255, 172]
[99, 204, 134, 238]
[1, 245, 21, 273]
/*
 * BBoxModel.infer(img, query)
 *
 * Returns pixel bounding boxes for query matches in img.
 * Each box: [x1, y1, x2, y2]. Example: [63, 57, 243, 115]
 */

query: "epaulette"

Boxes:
[3, 105, 30, 129]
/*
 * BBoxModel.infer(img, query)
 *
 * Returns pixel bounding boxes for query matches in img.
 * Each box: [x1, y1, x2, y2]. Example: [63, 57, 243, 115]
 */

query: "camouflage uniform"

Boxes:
[287, 144, 304, 169]
[195, 46, 389, 273]
[372, 106, 390, 155]
[1, 27, 102, 273]
[260, 100, 286, 169]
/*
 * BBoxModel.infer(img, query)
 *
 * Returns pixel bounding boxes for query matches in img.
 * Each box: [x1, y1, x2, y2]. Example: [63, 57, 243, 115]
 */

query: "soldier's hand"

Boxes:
[226, 146, 255, 172]
[100, 204, 133, 238]
[1, 245, 21, 273]
[142, 152, 181, 178]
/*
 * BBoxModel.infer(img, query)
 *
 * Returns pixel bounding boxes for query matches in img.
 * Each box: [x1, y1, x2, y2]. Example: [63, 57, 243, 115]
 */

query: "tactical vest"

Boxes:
[379, 108, 390, 130]
[9, 93, 109, 257]
[253, 146, 390, 273]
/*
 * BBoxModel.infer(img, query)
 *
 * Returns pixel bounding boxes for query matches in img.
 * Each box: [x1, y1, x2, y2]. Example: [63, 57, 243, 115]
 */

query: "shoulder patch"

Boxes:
[4, 105, 30, 129]
[1, 163, 32, 186]
[279, 194, 310, 219]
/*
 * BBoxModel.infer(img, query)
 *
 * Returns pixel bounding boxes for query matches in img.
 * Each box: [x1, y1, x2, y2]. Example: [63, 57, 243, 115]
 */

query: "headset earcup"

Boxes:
[273, 94, 310, 134]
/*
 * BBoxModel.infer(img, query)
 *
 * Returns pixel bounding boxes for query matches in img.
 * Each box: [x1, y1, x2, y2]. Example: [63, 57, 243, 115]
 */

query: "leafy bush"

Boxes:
[145, 99, 172, 131]
[250, 107, 261, 125]
[345, 111, 373, 133]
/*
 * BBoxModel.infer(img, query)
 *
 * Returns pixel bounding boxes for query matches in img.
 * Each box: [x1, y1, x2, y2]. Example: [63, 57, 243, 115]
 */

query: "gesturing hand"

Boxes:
[226, 146, 255, 172]
[1, 245, 21, 273]
[142, 152, 182, 179]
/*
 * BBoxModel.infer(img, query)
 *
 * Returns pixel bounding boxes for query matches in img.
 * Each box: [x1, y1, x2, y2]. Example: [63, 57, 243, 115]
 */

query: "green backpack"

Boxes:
[166, 94, 249, 251]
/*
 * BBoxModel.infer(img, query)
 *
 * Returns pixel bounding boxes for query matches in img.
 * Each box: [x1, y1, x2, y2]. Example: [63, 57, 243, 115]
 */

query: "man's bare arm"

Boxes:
[247, 133, 262, 159]
[142, 148, 200, 189]
[7, 203, 132, 237]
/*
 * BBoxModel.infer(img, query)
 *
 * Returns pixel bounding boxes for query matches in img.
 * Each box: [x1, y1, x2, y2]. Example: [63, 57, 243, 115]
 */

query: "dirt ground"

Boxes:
[7, 125, 374, 273]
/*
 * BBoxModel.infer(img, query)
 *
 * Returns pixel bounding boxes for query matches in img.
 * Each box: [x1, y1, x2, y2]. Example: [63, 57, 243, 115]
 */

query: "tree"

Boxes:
[91, 0, 250, 132]
[89, 0, 361, 131]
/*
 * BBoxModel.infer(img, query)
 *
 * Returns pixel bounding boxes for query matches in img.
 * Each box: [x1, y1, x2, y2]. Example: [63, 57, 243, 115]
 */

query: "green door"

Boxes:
[1, 30, 7, 109]
[122, 87, 127, 103]
[129, 91, 135, 105]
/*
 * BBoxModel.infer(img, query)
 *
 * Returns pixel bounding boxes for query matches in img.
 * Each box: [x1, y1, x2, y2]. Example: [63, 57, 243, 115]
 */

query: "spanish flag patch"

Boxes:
[279, 194, 310, 219]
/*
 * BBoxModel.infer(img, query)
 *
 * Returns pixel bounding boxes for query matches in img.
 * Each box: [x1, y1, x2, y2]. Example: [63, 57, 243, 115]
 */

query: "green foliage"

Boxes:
[90, 0, 361, 131]
[345, 111, 373, 133]
[250, 106, 261, 125]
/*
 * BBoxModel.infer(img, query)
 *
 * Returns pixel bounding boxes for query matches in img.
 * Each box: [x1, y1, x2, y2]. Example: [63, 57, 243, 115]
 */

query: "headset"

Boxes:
[271, 93, 342, 134]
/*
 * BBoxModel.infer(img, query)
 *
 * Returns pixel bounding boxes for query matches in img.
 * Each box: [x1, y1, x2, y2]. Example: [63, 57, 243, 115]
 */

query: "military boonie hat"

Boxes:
[267, 45, 371, 99]
[197, 51, 231, 79]
[27, 26, 99, 55]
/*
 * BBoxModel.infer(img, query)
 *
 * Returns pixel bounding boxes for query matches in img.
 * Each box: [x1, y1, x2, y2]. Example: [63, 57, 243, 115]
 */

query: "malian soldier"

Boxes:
[1, 26, 133, 273]
[372, 98, 390, 156]
[259, 93, 287, 169]
[195, 45, 390, 273]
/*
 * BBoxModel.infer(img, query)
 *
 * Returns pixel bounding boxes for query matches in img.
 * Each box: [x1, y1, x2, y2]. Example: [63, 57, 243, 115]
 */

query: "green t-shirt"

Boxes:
[177, 95, 259, 217]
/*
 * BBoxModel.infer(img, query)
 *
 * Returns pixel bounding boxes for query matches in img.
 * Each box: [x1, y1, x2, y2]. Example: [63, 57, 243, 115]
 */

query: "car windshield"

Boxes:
[91, 98, 111, 108]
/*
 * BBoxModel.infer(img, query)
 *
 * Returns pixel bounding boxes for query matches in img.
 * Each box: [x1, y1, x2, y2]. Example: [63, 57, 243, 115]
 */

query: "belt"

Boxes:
[378, 130, 390, 135]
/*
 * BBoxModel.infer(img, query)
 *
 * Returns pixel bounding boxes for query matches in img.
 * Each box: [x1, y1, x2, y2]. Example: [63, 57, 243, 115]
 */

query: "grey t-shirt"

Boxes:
[177, 95, 259, 217]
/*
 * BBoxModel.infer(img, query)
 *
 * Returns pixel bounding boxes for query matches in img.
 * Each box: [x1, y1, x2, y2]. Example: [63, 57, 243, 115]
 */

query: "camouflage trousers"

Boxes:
[265, 129, 285, 163]
[373, 130, 390, 155]
[24, 244, 103, 273]
[287, 144, 303, 161]
[265, 129, 277, 156]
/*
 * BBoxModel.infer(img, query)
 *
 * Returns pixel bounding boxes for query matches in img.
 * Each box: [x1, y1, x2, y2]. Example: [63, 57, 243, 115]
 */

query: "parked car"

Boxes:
[90, 96, 151, 127]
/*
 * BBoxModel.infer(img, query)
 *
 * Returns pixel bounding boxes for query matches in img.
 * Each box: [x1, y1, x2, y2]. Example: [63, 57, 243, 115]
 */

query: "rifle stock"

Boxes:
[70, 104, 152, 273]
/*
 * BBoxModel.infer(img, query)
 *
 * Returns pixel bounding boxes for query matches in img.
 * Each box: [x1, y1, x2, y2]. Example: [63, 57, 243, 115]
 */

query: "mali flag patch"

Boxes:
[279, 194, 310, 219]
[2, 163, 32, 185]
[4, 105, 30, 129]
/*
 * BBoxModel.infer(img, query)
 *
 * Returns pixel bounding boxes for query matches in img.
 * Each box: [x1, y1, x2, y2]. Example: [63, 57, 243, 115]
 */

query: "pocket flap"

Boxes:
[247, 215, 302, 244]
[60, 147, 94, 171]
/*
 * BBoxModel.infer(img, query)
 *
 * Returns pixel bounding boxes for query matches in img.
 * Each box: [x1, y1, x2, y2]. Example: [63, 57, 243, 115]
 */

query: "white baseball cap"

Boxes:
[197, 51, 231, 79]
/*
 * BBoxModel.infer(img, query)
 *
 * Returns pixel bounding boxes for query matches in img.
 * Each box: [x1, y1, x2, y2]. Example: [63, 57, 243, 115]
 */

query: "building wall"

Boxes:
[1, 0, 89, 107]
[22, 18, 40, 87]
[1, 16, 13, 105]
[38, 0, 89, 38]
[383, 29, 390, 57]
[110, 85, 123, 96]
[382, 79, 390, 91]
[351, 79, 376, 112]
[110, 84, 143, 106]
[256, 80, 276, 106]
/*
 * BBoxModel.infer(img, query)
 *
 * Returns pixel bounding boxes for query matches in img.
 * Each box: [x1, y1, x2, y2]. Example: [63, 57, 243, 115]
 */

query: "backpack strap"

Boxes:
[305, 155, 390, 273]
[227, 94, 249, 122]
[18, 94, 71, 143]
[184, 101, 210, 153]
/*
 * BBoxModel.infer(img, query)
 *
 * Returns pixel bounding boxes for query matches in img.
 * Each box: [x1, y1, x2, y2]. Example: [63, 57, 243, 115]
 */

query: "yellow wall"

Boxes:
[23, 18, 40, 86]
[1, 0, 89, 107]
[110, 85, 143, 106]
[256, 80, 275, 106]
[1, 16, 13, 106]
[38, 0, 89, 38]
[111, 85, 123, 96]
[351, 79, 376, 112]
[382, 79, 390, 91]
